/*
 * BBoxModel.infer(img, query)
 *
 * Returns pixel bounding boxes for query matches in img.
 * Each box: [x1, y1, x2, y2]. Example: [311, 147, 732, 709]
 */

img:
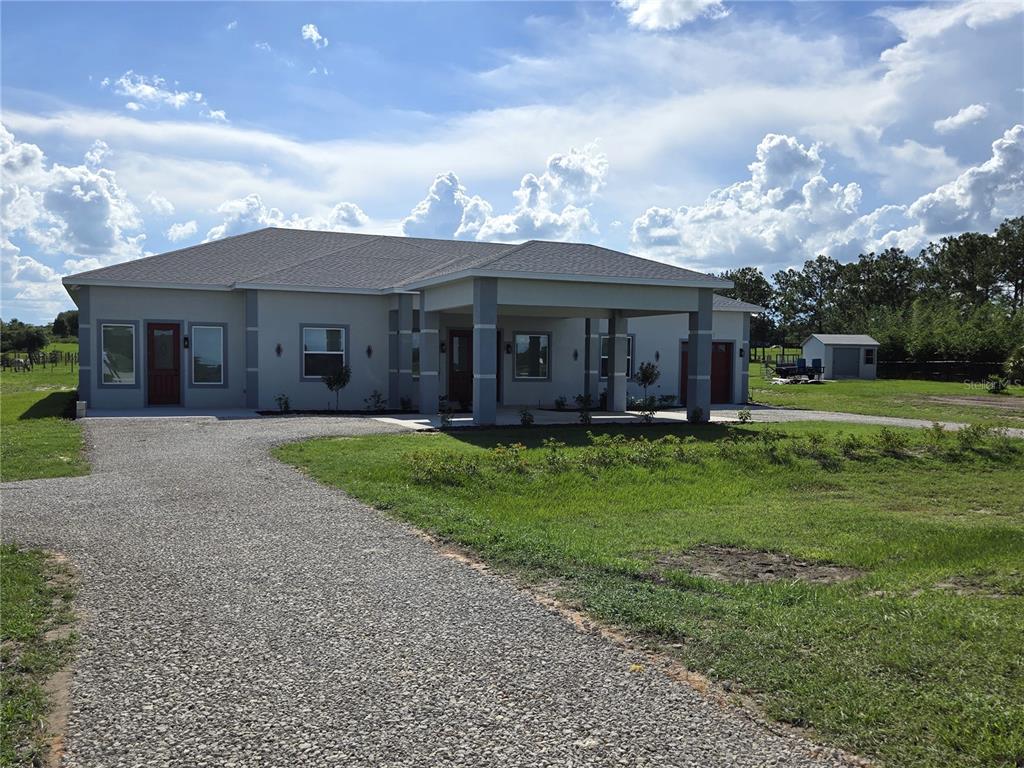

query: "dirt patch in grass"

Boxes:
[932, 574, 1016, 598]
[651, 546, 863, 585]
[925, 395, 1024, 412]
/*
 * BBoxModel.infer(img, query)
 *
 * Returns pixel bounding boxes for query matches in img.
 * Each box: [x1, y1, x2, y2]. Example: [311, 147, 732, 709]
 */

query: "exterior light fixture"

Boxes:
[366, 345, 373, 358]
[275, 343, 283, 357]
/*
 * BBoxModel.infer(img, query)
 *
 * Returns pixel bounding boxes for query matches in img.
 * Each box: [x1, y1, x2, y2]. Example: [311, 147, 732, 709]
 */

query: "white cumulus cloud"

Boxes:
[146, 192, 174, 216]
[301, 23, 328, 49]
[934, 103, 989, 134]
[402, 143, 608, 243]
[204, 193, 369, 241]
[616, 0, 728, 31]
[226, 20, 238, 31]
[105, 71, 227, 122]
[166, 220, 198, 242]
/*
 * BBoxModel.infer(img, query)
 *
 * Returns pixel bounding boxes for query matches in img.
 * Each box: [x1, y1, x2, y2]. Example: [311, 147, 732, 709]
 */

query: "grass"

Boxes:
[277, 422, 1024, 768]
[750, 367, 1024, 427]
[0, 545, 77, 766]
[0, 343, 87, 482]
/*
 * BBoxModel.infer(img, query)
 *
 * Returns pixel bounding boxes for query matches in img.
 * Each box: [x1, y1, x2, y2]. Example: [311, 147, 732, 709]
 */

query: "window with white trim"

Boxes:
[101, 323, 135, 384]
[600, 335, 634, 379]
[303, 326, 346, 378]
[514, 333, 549, 379]
[192, 326, 224, 384]
[864, 348, 875, 365]
[412, 331, 421, 379]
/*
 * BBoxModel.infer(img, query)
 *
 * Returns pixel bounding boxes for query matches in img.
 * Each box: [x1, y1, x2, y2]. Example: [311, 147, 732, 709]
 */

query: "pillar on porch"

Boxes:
[245, 290, 259, 409]
[75, 286, 92, 406]
[387, 308, 399, 409]
[687, 288, 713, 421]
[397, 294, 414, 409]
[740, 313, 750, 404]
[583, 318, 600, 407]
[472, 277, 498, 425]
[418, 308, 440, 414]
[606, 311, 628, 412]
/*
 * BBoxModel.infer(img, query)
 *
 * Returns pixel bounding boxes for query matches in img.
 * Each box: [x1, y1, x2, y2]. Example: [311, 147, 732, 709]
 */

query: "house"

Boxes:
[801, 334, 880, 380]
[62, 228, 763, 424]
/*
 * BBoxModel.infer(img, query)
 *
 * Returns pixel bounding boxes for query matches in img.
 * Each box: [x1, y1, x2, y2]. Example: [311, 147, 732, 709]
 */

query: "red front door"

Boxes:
[447, 330, 473, 411]
[679, 341, 734, 405]
[147, 323, 181, 405]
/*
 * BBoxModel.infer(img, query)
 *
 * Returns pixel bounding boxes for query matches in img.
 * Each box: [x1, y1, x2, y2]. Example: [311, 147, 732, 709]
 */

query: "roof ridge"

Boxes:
[390, 238, 528, 285]
[238, 234, 384, 284]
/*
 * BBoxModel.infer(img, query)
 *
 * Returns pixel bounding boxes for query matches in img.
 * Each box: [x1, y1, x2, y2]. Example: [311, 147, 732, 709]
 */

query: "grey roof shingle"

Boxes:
[712, 295, 765, 313]
[65, 227, 728, 291]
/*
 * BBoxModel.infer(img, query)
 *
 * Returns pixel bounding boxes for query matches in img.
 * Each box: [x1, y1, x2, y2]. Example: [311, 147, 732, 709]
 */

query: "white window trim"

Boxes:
[101, 323, 136, 385]
[191, 325, 224, 385]
[864, 348, 876, 365]
[302, 326, 347, 379]
[513, 332, 551, 381]
[599, 334, 634, 380]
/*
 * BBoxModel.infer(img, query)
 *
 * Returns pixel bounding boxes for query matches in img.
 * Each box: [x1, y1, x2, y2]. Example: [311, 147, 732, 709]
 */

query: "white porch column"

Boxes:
[418, 307, 440, 415]
[583, 318, 601, 406]
[606, 311, 628, 412]
[245, 290, 259, 409]
[472, 277, 498, 425]
[387, 308, 400, 409]
[687, 288, 713, 421]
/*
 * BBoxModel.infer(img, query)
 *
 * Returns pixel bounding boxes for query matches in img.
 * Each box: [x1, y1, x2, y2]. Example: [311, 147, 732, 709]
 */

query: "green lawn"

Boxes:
[0, 545, 77, 766]
[1, 344, 88, 483]
[750, 368, 1024, 427]
[278, 423, 1024, 768]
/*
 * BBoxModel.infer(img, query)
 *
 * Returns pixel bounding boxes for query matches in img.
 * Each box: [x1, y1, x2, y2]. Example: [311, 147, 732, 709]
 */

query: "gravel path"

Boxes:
[3, 415, 855, 768]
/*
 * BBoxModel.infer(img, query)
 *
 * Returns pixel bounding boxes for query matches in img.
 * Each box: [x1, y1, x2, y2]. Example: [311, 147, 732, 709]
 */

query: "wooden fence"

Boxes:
[0, 350, 79, 371]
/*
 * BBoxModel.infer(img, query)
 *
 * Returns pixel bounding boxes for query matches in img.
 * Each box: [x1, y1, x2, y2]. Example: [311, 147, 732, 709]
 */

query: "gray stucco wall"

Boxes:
[255, 290, 392, 411]
[84, 286, 246, 410]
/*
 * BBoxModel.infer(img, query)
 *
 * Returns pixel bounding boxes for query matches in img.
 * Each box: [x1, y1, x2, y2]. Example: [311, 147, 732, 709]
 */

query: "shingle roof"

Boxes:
[712, 295, 765, 313]
[64, 227, 729, 292]
[805, 334, 880, 346]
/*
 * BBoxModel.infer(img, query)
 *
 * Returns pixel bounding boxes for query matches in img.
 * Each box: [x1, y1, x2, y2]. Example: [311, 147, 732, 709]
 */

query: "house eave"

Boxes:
[399, 269, 733, 292]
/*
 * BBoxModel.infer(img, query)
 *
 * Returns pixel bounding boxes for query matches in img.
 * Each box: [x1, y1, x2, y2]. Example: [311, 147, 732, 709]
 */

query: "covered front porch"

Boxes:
[390, 276, 733, 425]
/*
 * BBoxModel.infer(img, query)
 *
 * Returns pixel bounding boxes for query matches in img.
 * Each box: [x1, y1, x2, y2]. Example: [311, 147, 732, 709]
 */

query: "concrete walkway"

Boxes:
[2, 415, 853, 767]
[375, 403, 1024, 437]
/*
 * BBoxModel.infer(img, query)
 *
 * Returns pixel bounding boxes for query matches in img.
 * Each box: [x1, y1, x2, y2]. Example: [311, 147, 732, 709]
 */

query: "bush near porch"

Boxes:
[0, 342, 88, 482]
[278, 422, 1024, 768]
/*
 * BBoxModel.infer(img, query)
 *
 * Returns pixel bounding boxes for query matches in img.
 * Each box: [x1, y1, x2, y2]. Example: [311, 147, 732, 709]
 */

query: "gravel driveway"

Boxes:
[2, 415, 855, 768]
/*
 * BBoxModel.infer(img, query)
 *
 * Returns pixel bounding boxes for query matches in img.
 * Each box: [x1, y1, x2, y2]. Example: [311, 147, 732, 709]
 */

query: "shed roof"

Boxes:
[803, 334, 880, 346]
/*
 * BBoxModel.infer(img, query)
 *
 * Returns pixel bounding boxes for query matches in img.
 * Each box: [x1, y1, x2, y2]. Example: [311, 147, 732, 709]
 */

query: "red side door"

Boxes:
[711, 341, 733, 404]
[147, 323, 181, 405]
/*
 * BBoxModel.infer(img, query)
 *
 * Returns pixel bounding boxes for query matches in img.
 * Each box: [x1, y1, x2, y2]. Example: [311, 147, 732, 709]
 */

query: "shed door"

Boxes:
[833, 347, 860, 378]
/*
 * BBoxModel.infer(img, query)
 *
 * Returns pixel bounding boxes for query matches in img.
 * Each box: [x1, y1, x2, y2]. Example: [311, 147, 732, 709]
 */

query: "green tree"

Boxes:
[993, 216, 1024, 313]
[718, 267, 777, 344]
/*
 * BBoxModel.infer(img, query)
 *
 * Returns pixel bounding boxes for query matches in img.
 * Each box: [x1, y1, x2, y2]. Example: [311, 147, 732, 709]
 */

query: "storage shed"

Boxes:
[801, 334, 880, 380]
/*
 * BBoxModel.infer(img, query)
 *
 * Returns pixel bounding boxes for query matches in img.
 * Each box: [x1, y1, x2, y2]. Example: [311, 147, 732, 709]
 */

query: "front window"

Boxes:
[864, 348, 875, 365]
[101, 324, 135, 384]
[600, 335, 634, 379]
[514, 333, 549, 379]
[303, 326, 346, 378]
[192, 326, 224, 384]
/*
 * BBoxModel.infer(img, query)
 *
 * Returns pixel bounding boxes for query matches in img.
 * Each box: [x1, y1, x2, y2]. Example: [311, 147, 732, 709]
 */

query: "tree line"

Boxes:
[1, 311, 79, 355]
[719, 216, 1023, 363]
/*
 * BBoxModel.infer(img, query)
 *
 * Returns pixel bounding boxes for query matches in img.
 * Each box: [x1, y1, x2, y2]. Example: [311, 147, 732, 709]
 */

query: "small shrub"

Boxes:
[656, 394, 677, 408]
[838, 433, 868, 458]
[491, 442, 529, 474]
[322, 365, 352, 410]
[737, 408, 752, 424]
[274, 393, 291, 413]
[519, 407, 535, 426]
[755, 428, 790, 464]
[407, 451, 482, 486]
[364, 389, 387, 412]
[923, 422, 949, 456]
[636, 395, 658, 424]
[688, 406, 705, 423]
[542, 438, 572, 473]
[955, 423, 991, 452]
[400, 396, 413, 411]
[986, 375, 1008, 394]
[624, 436, 665, 467]
[657, 434, 699, 463]
[793, 432, 843, 470]
[438, 399, 453, 429]
[553, 395, 568, 411]
[574, 393, 593, 424]
[877, 427, 911, 457]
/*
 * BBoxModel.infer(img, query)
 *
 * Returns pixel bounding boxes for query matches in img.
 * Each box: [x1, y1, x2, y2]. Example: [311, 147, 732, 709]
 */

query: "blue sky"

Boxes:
[2, 0, 1022, 323]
